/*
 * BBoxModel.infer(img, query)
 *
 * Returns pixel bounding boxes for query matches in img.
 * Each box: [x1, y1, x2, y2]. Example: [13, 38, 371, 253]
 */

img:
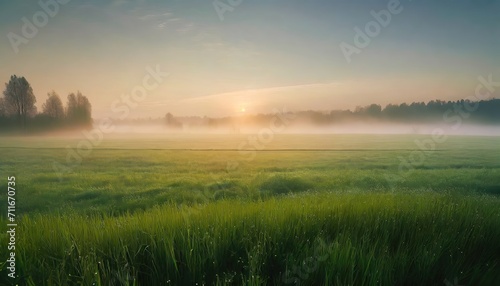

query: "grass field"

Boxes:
[0, 134, 499, 285]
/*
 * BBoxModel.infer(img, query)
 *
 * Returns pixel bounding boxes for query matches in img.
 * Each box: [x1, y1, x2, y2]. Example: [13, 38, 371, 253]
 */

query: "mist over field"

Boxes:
[1, 0, 500, 285]
[99, 122, 500, 136]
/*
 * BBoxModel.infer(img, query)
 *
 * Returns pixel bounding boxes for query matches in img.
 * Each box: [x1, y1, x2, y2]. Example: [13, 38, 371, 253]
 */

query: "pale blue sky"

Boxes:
[1, 0, 499, 117]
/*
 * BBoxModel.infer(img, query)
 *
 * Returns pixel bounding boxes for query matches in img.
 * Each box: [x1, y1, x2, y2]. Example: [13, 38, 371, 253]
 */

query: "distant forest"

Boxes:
[131, 99, 500, 130]
[0, 75, 92, 133]
[1, 74, 499, 134]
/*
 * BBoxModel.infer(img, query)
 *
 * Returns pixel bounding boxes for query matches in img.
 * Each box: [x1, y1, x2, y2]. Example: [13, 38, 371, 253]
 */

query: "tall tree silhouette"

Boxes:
[42, 91, 64, 119]
[66, 91, 92, 127]
[2, 75, 37, 128]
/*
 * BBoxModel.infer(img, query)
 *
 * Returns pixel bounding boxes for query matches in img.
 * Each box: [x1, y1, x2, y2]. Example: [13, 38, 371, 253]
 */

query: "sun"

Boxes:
[240, 107, 246, 113]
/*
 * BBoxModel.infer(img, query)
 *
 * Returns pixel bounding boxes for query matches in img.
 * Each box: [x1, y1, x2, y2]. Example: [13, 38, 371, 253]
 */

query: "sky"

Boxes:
[0, 0, 499, 118]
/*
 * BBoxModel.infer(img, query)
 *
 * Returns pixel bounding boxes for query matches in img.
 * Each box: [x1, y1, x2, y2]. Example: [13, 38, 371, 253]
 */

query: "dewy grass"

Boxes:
[1, 193, 499, 285]
[0, 134, 499, 285]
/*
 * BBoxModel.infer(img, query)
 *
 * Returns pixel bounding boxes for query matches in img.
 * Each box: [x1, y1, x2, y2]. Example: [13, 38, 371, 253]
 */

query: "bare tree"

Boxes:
[42, 91, 64, 119]
[3, 75, 37, 127]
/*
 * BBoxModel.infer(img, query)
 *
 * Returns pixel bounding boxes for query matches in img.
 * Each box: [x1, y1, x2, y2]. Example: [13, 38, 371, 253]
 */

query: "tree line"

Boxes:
[1, 74, 498, 133]
[170, 99, 500, 129]
[350, 100, 500, 124]
[0, 75, 92, 133]
[291, 99, 500, 126]
[110, 98, 500, 131]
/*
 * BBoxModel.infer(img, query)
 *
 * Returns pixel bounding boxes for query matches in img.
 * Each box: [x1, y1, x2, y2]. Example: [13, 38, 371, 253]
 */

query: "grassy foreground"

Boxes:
[0, 135, 499, 216]
[1, 192, 500, 285]
[0, 134, 499, 285]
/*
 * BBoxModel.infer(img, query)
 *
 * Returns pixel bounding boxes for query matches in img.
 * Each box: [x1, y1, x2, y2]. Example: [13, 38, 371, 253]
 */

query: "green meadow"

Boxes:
[0, 134, 499, 285]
